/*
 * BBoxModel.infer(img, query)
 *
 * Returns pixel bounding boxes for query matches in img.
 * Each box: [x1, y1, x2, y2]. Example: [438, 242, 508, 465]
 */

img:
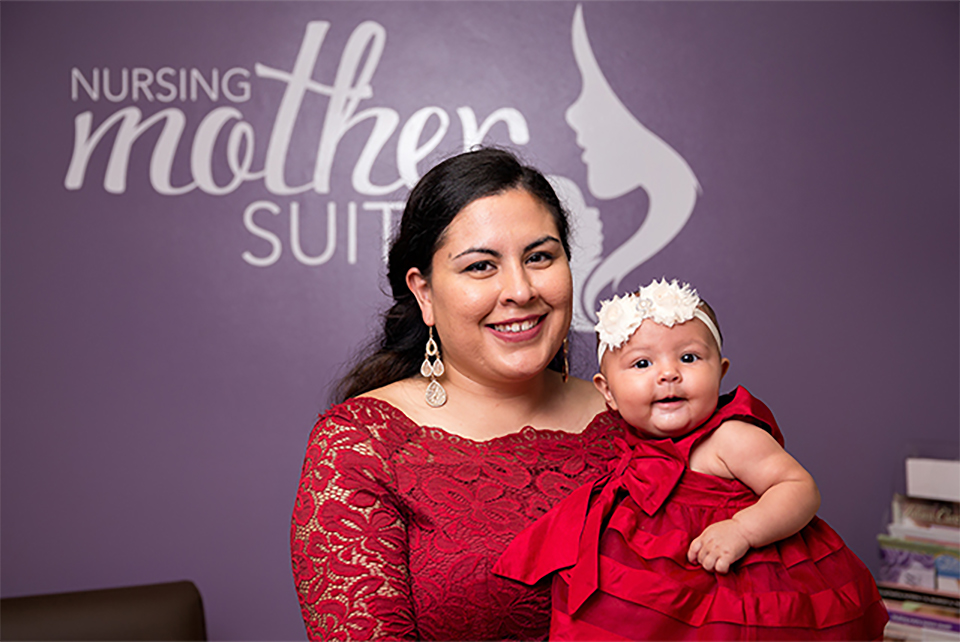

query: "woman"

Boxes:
[290, 148, 619, 640]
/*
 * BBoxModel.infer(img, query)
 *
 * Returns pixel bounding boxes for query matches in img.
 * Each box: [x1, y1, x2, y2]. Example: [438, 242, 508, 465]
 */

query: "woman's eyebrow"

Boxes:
[451, 236, 561, 261]
[525, 235, 561, 253]
[452, 247, 500, 260]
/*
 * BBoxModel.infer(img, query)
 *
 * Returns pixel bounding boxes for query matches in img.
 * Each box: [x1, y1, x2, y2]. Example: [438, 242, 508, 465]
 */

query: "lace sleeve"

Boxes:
[291, 404, 416, 640]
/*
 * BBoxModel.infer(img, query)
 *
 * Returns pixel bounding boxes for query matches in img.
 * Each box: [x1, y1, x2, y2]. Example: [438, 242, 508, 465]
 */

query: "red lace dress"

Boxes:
[290, 397, 624, 640]
[495, 387, 888, 640]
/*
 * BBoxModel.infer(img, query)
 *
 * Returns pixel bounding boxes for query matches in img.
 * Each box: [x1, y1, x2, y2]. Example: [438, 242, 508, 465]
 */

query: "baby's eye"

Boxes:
[633, 359, 651, 369]
[680, 353, 699, 364]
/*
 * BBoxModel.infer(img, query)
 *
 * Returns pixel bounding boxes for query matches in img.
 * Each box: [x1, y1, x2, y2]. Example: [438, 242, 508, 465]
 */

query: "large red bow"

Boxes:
[494, 437, 686, 613]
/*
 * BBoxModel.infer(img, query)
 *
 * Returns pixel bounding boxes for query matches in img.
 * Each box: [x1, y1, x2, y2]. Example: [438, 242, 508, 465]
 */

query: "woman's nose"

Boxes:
[500, 264, 537, 305]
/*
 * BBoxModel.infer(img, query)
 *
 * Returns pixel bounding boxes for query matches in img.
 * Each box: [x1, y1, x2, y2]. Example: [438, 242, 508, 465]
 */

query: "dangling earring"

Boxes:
[562, 336, 570, 383]
[421, 326, 447, 407]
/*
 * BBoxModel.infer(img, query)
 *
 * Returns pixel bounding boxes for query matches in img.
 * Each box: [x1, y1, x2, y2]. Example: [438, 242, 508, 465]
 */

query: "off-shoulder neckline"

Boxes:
[346, 395, 617, 447]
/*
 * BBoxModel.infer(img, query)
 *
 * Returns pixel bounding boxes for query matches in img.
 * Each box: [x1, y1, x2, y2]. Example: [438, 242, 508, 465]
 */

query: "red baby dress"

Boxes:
[495, 386, 888, 640]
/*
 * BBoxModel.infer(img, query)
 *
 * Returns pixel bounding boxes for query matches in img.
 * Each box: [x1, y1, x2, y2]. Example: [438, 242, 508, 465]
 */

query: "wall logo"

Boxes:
[553, 5, 700, 330]
[62, 4, 698, 325]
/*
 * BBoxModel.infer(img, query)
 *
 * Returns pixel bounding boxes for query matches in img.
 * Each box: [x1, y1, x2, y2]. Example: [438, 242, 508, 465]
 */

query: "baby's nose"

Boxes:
[658, 367, 680, 382]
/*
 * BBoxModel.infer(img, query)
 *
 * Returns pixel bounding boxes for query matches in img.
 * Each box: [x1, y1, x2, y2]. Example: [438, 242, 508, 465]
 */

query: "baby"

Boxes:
[496, 279, 888, 640]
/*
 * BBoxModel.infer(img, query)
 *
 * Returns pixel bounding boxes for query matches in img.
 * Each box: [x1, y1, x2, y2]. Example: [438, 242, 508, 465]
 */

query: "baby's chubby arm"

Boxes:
[686, 420, 821, 573]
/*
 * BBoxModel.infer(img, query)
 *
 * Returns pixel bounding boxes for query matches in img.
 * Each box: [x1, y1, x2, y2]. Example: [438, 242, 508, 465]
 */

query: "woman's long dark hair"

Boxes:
[331, 147, 572, 403]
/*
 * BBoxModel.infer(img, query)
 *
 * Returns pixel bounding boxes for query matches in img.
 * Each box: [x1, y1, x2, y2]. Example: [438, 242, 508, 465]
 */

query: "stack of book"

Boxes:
[878, 457, 960, 641]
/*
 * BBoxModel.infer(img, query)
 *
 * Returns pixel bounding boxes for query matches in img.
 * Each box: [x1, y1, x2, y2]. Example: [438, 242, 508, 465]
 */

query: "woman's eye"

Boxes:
[526, 251, 553, 265]
[464, 260, 493, 273]
[633, 359, 650, 369]
[680, 353, 699, 364]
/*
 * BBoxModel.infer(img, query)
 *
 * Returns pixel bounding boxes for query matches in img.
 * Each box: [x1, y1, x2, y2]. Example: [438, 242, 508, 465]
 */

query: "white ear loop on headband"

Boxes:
[692, 309, 724, 355]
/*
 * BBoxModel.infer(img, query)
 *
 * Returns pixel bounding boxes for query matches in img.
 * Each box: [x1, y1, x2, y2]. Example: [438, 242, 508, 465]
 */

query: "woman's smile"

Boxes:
[487, 314, 546, 342]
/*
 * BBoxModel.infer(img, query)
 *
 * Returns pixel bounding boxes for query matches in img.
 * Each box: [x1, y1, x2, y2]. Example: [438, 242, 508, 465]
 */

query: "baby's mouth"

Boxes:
[655, 396, 685, 405]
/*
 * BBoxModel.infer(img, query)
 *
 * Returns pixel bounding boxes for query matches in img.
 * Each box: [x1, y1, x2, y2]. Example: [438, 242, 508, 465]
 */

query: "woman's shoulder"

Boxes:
[352, 378, 431, 426]
[529, 374, 619, 443]
[310, 384, 423, 452]
[561, 375, 609, 427]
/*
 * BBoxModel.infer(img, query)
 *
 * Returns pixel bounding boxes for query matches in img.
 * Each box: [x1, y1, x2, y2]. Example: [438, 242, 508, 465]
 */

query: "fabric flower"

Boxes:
[595, 295, 643, 353]
[641, 278, 700, 326]
[595, 278, 703, 362]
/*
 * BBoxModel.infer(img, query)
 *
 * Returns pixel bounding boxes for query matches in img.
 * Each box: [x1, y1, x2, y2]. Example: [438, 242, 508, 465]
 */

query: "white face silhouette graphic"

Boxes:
[561, 4, 702, 328]
[565, 7, 654, 200]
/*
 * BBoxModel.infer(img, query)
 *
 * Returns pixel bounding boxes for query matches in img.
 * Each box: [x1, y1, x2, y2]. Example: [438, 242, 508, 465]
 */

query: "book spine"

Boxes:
[879, 585, 960, 611]
[886, 608, 960, 634]
[893, 493, 960, 529]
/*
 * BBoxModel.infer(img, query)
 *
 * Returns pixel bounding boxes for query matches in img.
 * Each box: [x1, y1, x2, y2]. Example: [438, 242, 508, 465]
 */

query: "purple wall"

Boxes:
[2, 2, 957, 639]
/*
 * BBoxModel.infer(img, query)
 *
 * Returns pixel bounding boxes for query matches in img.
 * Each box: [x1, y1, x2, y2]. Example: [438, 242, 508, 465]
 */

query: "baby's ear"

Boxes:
[720, 357, 731, 379]
[592, 373, 618, 410]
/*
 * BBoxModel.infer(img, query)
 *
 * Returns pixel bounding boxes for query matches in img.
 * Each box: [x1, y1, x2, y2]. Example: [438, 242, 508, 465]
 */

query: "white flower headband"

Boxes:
[595, 278, 723, 363]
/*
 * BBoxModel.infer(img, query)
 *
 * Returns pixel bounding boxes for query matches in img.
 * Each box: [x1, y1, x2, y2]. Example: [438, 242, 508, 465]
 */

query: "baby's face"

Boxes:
[594, 318, 729, 438]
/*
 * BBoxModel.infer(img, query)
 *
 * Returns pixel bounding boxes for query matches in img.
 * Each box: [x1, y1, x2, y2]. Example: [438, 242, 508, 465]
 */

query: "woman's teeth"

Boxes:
[493, 319, 538, 333]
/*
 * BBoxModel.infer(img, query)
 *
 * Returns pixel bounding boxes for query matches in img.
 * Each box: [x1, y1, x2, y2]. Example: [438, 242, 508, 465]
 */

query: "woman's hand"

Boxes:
[687, 519, 751, 573]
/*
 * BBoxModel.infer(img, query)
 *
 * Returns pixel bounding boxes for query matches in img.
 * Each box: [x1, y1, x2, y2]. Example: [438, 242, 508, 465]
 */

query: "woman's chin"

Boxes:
[492, 353, 559, 383]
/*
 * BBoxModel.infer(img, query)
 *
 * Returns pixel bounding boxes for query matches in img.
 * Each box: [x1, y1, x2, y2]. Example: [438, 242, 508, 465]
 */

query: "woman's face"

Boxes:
[407, 188, 573, 387]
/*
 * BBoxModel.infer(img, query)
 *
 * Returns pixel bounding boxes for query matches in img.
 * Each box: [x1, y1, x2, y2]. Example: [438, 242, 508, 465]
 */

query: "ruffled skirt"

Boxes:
[550, 484, 887, 641]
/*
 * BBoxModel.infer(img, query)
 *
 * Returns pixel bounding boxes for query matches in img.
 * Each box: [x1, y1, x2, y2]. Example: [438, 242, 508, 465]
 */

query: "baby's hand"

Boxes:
[687, 519, 751, 574]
